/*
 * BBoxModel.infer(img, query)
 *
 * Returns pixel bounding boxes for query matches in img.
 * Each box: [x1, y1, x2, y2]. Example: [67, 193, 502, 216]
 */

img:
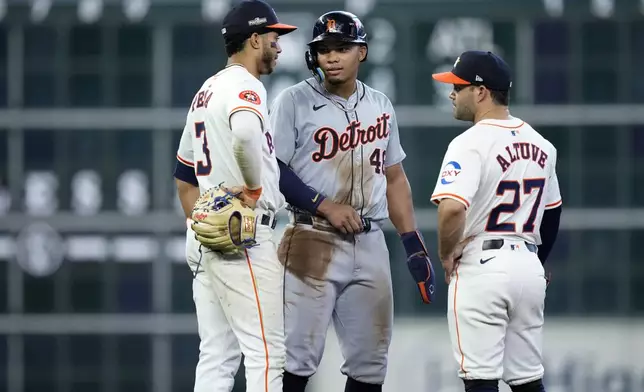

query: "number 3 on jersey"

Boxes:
[486, 178, 545, 233]
[195, 122, 212, 176]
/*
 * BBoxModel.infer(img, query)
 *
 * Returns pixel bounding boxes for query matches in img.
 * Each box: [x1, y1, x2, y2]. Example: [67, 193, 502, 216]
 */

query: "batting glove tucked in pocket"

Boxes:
[401, 231, 436, 304]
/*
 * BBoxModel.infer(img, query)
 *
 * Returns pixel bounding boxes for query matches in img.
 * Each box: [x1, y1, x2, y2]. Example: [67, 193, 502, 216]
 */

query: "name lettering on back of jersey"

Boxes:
[311, 113, 391, 162]
[440, 161, 461, 185]
[191, 89, 214, 112]
[496, 142, 548, 172]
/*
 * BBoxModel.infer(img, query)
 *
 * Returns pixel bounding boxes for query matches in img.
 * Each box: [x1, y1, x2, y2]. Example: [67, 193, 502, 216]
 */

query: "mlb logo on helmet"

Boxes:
[440, 161, 461, 185]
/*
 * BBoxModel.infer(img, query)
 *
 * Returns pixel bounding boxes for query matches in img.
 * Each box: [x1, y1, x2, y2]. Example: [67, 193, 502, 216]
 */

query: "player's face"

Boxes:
[450, 84, 477, 122]
[259, 32, 281, 75]
[316, 41, 365, 85]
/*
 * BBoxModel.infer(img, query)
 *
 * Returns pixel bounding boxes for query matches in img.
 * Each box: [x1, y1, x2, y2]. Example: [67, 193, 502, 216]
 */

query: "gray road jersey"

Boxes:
[270, 78, 406, 220]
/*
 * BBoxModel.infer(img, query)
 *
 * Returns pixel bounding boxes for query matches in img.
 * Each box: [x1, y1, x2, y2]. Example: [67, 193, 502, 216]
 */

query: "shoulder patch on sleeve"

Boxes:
[440, 161, 462, 185]
[239, 90, 261, 105]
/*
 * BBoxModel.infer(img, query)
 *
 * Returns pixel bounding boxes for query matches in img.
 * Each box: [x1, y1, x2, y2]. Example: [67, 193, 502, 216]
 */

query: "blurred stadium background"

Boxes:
[0, 0, 643, 391]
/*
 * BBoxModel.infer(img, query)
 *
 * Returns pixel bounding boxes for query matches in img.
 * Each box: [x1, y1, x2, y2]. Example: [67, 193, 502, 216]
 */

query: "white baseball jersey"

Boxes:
[176, 64, 285, 213]
[431, 117, 562, 245]
[270, 78, 406, 220]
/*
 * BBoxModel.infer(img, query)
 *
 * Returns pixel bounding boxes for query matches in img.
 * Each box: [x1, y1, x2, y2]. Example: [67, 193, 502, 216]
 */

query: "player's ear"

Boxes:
[249, 33, 262, 50]
[358, 46, 367, 62]
[476, 86, 487, 103]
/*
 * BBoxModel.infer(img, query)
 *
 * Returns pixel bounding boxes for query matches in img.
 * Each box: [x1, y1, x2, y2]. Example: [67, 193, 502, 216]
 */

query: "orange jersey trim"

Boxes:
[431, 193, 470, 209]
[453, 266, 467, 375]
[176, 154, 194, 167]
[230, 106, 265, 124]
[245, 250, 270, 392]
[545, 199, 562, 209]
[477, 121, 526, 129]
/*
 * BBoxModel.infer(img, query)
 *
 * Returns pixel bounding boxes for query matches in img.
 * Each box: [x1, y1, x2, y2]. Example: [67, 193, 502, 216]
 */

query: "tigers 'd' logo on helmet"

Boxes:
[326, 19, 337, 32]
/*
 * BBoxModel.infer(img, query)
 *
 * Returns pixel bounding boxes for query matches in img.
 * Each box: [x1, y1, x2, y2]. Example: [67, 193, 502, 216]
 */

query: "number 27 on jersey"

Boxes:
[485, 178, 545, 233]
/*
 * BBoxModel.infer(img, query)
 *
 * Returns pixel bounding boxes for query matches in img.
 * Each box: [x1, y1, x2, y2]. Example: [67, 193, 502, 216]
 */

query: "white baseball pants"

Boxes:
[187, 224, 285, 392]
[447, 237, 547, 386]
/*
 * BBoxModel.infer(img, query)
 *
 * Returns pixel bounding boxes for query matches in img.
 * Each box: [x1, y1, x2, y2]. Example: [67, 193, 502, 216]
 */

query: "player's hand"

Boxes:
[222, 186, 260, 210]
[441, 256, 456, 284]
[452, 236, 474, 260]
[441, 236, 474, 284]
[317, 199, 363, 234]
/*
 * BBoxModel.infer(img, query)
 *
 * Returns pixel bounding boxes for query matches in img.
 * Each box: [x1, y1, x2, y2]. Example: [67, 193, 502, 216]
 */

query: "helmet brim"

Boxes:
[308, 32, 366, 46]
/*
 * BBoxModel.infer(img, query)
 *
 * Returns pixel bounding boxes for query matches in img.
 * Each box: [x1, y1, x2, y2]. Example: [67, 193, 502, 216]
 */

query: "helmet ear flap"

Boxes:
[305, 50, 324, 83]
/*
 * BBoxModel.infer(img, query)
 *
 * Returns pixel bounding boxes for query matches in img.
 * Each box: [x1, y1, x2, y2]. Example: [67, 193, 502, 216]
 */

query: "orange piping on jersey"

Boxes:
[245, 250, 270, 392]
[176, 154, 194, 167]
[230, 106, 265, 123]
[431, 193, 470, 208]
[477, 121, 525, 129]
[453, 265, 467, 375]
[545, 199, 562, 209]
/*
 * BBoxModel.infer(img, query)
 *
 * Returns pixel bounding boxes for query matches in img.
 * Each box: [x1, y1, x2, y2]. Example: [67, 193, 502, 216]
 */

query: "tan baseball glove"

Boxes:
[190, 186, 258, 255]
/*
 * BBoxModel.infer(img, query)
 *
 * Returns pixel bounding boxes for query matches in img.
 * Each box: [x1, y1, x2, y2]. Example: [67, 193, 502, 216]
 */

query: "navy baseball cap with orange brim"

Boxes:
[432, 51, 512, 91]
[222, 0, 297, 41]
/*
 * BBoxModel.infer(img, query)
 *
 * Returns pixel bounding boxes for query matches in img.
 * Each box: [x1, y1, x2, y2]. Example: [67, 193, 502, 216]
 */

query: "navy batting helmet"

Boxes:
[305, 11, 368, 81]
[308, 11, 367, 45]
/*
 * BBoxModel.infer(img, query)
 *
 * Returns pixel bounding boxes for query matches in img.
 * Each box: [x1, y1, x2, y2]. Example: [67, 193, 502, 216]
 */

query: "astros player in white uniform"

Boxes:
[269, 11, 436, 392]
[172, 1, 296, 391]
[430, 51, 563, 392]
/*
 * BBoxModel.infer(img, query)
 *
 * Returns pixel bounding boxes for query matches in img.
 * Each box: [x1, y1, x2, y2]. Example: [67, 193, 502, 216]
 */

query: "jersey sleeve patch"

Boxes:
[239, 90, 261, 105]
[440, 161, 462, 185]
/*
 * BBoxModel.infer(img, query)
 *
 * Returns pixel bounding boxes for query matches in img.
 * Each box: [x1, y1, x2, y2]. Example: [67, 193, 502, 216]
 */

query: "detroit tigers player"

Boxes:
[269, 11, 436, 392]
[172, 1, 297, 391]
[430, 51, 562, 392]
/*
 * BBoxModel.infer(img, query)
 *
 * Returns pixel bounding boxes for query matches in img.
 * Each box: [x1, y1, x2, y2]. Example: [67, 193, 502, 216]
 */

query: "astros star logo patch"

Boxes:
[239, 90, 261, 105]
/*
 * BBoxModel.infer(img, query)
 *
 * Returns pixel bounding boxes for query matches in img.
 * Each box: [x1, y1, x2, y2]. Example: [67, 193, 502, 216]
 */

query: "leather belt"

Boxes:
[482, 239, 538, 254]
[292, 212, 372, 233]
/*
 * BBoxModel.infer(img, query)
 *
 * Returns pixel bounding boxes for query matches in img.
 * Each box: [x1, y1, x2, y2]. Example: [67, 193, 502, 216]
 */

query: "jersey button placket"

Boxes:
[349, 111, 362, 273]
